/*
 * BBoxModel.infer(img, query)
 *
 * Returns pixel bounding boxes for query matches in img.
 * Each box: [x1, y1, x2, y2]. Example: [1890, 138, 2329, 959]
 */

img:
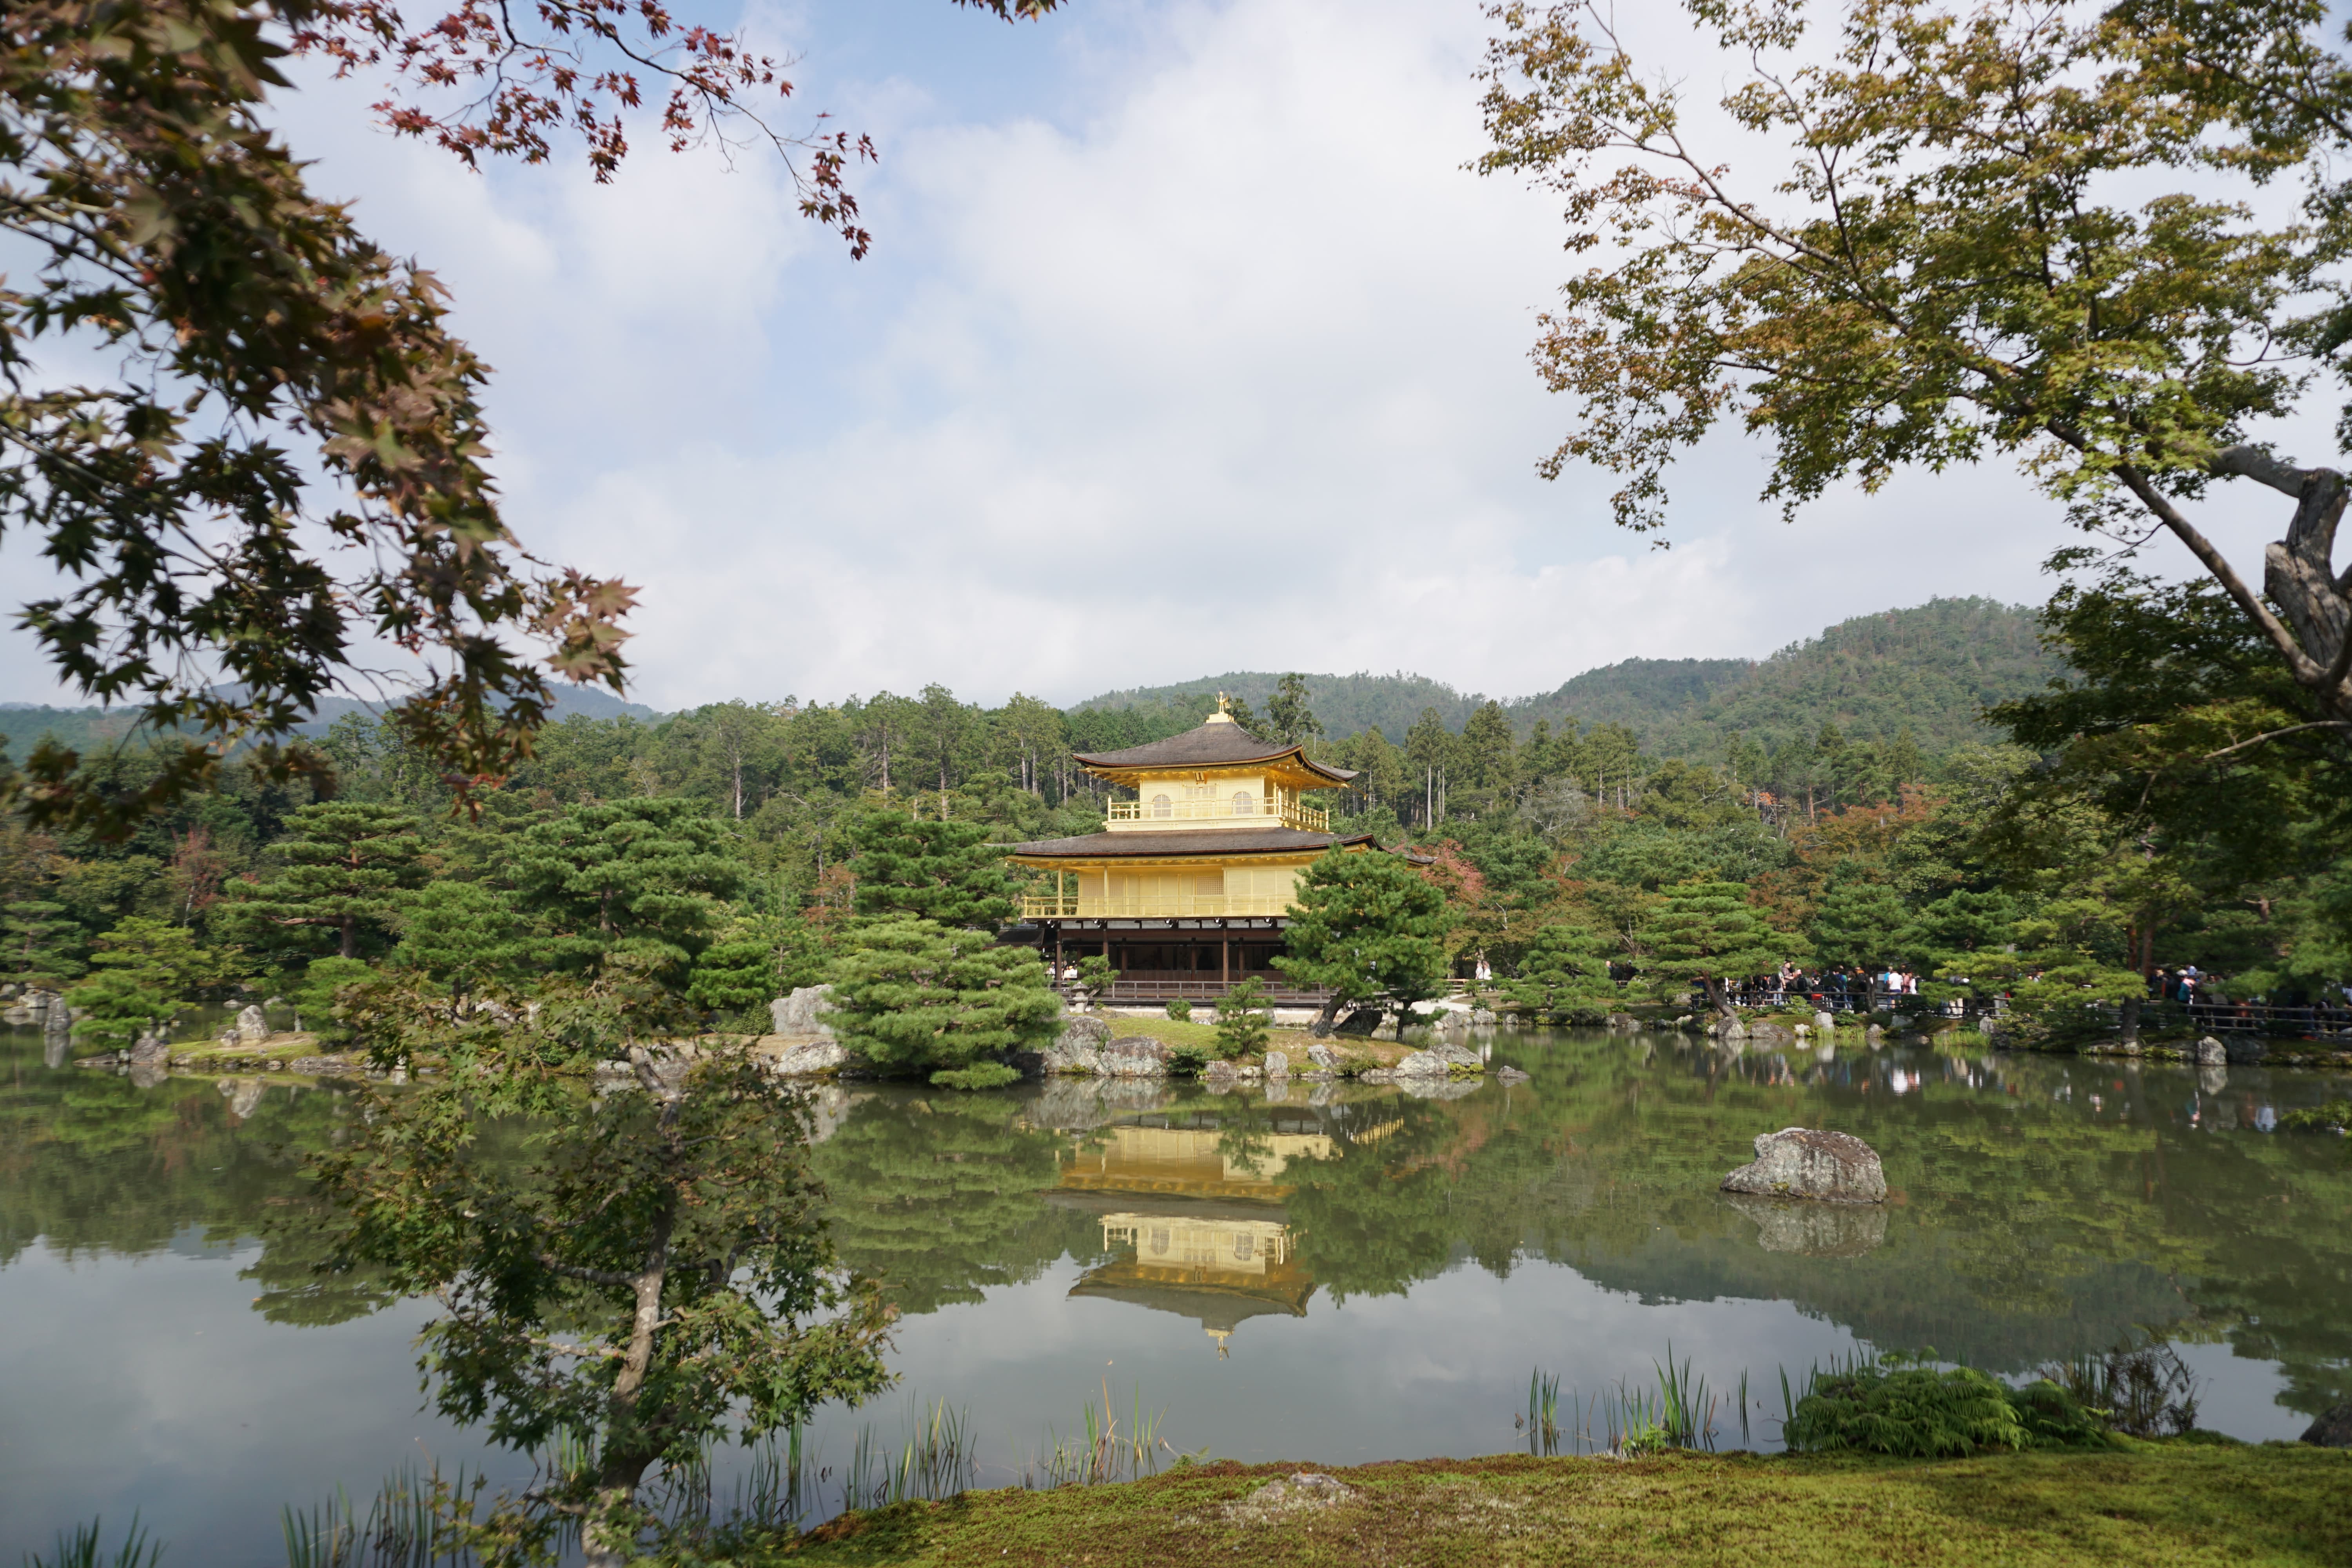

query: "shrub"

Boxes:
[1783, 1354, 2027, 1457]
[1213, 977, 1271, 1058]
[1164, 998, 1192, 1022]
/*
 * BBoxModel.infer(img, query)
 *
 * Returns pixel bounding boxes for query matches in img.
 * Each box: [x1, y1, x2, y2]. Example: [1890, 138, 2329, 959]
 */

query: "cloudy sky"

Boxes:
[3, 0, 2324, 711]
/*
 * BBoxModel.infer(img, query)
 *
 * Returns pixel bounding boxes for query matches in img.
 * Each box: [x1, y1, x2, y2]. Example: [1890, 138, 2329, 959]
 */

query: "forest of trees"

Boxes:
[5, 566, 2345, 1056]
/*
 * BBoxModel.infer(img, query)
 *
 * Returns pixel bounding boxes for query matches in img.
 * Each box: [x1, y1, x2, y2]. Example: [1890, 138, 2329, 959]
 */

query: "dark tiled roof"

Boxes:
[1007, 828, 1374, 859]
[1072, 719, 1357, 782]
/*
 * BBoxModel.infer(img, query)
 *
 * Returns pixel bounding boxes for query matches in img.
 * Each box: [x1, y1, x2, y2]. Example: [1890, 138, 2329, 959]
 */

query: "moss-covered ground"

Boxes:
[766, 1445, 2352, 1567]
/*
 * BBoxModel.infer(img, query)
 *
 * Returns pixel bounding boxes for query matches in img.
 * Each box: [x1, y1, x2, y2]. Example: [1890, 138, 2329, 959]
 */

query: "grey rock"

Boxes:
[1722, 1191, 1889, 1257]
[128, 1030, 169, 1067]
[235, 1004, 270, 1045]
[2195, 1034, 2227, 1065]
[2299, 1403, 2352, 1447]
[1040, 1016, 1111, 1075]
[2223, 1033, 2268, 1066]
[1100, 1036, 1169, 1078]
[1748, 1022, 1795, 1046]
[1470, 1007, 1497, 1026]
[1263, 1050, 1290, 1078]
[1306, 1042, 1342, 1070]
[1394, 1041, 1482, 1078]
[1720, 1127, 1887, 1204]
[771, 1039, 848, 1076]
[1813, 1011, 1837, 1034]
[1721, 1018, 1748, 1040]
[1358, 1067, 1398, 1084]
[1496, 1065, 1531, 1083]
[769, 985, 838, 1039]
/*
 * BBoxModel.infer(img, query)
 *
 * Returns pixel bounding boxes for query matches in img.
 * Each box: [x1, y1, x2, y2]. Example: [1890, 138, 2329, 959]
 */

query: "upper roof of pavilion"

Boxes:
[1072, 710, 1356, 788]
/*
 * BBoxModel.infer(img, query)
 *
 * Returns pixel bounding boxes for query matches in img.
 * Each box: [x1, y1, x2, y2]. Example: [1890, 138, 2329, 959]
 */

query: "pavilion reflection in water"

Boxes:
[1055, 1118, 1344, 1356]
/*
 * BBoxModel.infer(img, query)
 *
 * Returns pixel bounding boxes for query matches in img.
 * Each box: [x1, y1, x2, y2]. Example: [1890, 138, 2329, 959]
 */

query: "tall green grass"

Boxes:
[23, 1515, 162, 1568]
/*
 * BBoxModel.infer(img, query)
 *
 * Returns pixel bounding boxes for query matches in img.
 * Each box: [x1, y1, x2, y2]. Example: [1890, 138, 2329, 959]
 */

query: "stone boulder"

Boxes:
[1496, 1065, 1532, 1084]
[2300, 1403, 2352, 1448]
[1722, 1191, 1889, 1257]
[1100, 1036, 1169, 1078]
[1395, 1040, 1482, 1078]
[1720, 1127, 1887, 1204]
[769, 985, 838, 1039]
[1264, 1050, 1290, 1078]
[2195, 1035, 2227, 1066]
[235, 1004, 269, 1045]
[2223, 1033, 2267, 1065]
[1813, 1011, 1837, 1034]
[1306, 1042, 1342, 1070]
[1040, 1016, 1111, 1075]
[770, 1040, 848, 1076]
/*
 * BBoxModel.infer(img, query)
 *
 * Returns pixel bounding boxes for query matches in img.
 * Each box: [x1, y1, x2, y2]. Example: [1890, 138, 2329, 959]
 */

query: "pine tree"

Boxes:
[847, 811, 1013, 928]
[1264, 674, 1324, 747]
[1643, 881, 1788, 1024]
[1276, 847, 1453, 1031]
[1806, 879, 1913, 971]
[827, 917, 1061, 1083]
[511, 798, 746, 980]
[1213, 976, 1272, 1057]
[3, 898, 85, 988]
[686, 913, 824, 1020]
[216, 802, 426, 960]
[1503, 923, 1617, 1024]
[395, 880, 534, 998]
[65, 916, 233, 1046]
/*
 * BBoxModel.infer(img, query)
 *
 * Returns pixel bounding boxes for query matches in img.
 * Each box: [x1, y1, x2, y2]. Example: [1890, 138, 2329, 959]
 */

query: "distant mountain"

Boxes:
[0, 683, 661, 756]
[1071, 598, 2059, 758]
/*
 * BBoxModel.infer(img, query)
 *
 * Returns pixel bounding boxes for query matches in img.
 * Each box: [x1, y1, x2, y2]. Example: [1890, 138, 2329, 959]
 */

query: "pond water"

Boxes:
[4, 1027, 2349, 1564]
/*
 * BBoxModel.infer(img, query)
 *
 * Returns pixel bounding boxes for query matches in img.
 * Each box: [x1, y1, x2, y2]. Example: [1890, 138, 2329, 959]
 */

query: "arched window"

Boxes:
[1151, 793, 1172, 818]
[1233, 1232, 1254, 1261]
[1232, 792, 1254, 815]
[1150, 1228, 1171, 1256]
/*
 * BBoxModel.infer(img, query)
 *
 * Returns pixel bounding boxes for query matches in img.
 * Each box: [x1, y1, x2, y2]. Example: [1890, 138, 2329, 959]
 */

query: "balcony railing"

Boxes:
[1107, 797, 1329, 831]
[1019, 893, 1298, 920]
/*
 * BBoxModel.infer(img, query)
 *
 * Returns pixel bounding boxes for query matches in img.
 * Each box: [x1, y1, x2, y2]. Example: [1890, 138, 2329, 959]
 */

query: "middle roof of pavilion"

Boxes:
[1071, 715, 1357, 789]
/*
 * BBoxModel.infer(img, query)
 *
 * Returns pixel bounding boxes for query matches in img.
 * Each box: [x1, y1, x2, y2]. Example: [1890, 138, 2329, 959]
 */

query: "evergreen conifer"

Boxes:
[1644, 881, 1788, 1023]
[847, 811, 1013, 928]
[1277, 847, 1452, 1031]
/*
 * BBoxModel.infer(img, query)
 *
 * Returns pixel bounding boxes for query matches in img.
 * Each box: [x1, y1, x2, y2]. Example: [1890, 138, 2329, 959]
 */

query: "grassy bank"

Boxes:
[773, 1445, 2351, 1567]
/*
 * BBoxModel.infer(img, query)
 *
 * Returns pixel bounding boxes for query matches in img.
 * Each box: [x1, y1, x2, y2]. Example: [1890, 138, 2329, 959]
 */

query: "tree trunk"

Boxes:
[340, 913, 356, 959]
[1705, 975, 1733, 1029]
[2120, 994, 2142, 1049]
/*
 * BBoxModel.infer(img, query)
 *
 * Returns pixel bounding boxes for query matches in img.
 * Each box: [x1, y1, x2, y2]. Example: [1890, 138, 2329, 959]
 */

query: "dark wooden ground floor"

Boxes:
[1007, 918, 1328, 1003]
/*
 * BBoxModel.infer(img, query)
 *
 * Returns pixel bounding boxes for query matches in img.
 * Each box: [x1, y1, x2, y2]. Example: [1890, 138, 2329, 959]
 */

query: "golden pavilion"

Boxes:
[1006, 702, 1368, 1000]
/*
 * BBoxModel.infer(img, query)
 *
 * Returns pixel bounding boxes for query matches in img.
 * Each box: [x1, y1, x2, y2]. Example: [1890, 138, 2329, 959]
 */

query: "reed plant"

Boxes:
[23, 1515, 162, 1568]
[279, 1462, 480, 1568]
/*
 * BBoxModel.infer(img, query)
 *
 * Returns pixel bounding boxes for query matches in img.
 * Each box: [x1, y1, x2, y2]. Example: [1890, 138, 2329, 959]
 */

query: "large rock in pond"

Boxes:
[2301, 1404, 2352, 1447]
[235, 1003, 270, 1045]
[1720, 1127, 1887, 1204]
[2195, 1034, 2227, 1066]
[1394, 1040, 1482, 1078]
[1263, 1050, 1290, 1078]
[769, 985, 838, 1039]
[1100, 1036, 1169, 1078]
[1045, 1015, 1112, 1073]
[769, 1039, 848, 1076]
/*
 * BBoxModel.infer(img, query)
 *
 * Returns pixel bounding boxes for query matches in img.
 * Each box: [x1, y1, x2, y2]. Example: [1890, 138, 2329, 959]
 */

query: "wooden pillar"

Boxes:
[1221, 930, 1230, 985]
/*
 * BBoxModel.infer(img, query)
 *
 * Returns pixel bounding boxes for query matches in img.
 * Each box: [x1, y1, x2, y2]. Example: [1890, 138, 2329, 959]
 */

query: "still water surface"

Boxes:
[4, 1027, 2348, 1563]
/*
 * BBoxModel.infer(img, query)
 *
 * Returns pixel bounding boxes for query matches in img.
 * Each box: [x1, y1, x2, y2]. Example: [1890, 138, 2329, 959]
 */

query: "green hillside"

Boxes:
[0, 684, 660, 758]
[1072, 599, 2058, 758]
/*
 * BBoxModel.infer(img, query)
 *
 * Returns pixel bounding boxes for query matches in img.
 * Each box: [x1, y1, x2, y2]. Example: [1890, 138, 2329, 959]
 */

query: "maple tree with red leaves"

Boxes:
[0, 0, 1061, 837]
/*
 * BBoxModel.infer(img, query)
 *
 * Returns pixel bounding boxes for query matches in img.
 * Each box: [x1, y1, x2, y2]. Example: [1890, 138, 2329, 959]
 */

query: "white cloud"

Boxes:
[0, 0, 2324, 710]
